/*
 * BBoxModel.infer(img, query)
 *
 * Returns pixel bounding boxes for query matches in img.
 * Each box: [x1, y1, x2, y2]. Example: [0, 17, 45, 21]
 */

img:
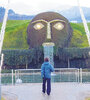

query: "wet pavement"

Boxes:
[2, 83, 90, 100]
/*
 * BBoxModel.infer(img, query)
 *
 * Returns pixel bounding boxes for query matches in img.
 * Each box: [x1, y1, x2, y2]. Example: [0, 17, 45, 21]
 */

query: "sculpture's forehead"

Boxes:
[32, 12, 68, 22]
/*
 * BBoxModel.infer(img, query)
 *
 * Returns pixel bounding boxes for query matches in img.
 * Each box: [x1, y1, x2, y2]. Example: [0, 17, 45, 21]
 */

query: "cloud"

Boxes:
[8, 1, 72, 15]
[0, 0, 90, 15]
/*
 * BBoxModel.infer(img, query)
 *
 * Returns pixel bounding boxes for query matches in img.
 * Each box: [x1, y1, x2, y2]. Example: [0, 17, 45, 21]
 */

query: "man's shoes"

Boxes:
[42, 91, 45, 94]
[47, 93, 50, 95]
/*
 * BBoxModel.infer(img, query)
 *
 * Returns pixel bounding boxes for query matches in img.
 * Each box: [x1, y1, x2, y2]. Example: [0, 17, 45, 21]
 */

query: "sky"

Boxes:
[0, 0, 90, 15]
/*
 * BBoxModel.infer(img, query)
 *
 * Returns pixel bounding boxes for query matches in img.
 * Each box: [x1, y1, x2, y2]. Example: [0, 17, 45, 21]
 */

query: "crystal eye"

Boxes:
[53, 22, 64, 30]
[34, 23, 44, 30]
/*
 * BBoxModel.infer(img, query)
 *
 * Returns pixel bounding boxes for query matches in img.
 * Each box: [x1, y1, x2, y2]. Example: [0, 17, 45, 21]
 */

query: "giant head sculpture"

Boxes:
[27, 12, 73, 48]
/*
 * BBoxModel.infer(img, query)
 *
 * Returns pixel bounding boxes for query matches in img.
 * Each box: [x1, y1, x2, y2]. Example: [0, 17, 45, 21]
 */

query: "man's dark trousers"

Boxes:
[42, 78, 51, 95]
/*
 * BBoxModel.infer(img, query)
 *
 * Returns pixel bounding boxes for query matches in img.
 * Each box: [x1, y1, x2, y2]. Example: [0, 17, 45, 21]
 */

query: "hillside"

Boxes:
[0, 20, 90, 49]
[0, 20, 30, 49]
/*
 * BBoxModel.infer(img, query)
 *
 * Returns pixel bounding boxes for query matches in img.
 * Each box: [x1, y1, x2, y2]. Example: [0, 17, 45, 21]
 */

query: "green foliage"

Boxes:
[0, 20, 90, 49]
[57, 47, 90, 68]
[70, 23, 85, 34]
[1, 47, 90, 69]
[88, 23, 90, 31]
[1, 20, 30, 49]
[70, 23, 90, 47]
[1, 21, 90, 69]
[2, 48, 43, 69]
[57, 47, 90, 60]
[70, 30, 89, 47]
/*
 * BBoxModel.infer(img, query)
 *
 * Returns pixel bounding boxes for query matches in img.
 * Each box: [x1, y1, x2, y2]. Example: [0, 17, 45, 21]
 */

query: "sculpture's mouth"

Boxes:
[42, 42, 55, 47]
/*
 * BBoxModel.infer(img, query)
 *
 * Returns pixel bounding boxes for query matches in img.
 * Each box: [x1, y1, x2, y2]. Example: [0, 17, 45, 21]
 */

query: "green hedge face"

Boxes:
[27, 12, 73, 48]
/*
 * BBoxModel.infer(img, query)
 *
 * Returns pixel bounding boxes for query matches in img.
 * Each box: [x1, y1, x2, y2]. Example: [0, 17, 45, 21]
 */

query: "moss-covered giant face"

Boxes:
[27, 12, 73, 48]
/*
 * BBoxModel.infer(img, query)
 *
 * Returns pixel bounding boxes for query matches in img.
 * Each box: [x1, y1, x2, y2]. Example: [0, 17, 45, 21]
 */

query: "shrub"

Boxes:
[2, 48, 43, 69]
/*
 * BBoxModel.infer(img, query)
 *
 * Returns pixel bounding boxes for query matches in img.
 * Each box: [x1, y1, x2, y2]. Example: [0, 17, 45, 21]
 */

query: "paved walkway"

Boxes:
[2, 83, 90, 100]
[2, 92, 18, 100]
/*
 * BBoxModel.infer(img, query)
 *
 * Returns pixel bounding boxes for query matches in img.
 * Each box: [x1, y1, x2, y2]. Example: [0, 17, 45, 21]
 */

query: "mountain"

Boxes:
[0, 7, 34, 22]
[60, 6, 90, 22]
[0, 6, 90, 22]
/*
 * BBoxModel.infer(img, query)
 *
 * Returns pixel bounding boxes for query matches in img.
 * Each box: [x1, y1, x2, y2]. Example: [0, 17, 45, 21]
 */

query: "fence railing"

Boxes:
[1, 68, 90, 85]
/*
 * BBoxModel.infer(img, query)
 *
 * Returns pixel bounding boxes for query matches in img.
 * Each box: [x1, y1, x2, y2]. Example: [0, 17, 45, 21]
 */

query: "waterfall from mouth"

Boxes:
[42, 42, 55, 67]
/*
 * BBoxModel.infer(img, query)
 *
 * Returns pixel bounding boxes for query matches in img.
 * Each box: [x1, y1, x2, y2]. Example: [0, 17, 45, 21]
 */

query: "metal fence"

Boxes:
[1, 68, 90, 85]
[82, 69, 90, 83]
[1, 70, 15, 85]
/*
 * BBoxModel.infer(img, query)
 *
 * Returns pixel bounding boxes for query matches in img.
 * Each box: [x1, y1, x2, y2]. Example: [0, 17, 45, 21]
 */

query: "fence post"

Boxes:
[12, 69, 14, 85]
[78, 69, 79, 83]
[15, 70, 16, 85]
[80, 68, 82, 83]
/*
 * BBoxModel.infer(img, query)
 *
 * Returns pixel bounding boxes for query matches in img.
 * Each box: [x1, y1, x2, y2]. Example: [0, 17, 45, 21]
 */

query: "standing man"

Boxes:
[41, 58, 54, 95]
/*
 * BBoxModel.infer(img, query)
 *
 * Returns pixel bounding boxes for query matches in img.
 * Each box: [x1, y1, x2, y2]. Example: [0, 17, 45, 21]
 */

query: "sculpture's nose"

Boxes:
[47, 22, 51, 39]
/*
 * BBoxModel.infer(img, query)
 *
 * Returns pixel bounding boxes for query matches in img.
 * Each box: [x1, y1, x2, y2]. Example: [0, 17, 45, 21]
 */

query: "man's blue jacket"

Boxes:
[41, 62, 54, 78]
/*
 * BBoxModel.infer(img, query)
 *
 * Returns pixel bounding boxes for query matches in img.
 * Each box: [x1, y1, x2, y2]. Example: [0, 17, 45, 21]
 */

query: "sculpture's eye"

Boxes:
[34, 23, 44, 30]
[53, 22, 64, 30]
